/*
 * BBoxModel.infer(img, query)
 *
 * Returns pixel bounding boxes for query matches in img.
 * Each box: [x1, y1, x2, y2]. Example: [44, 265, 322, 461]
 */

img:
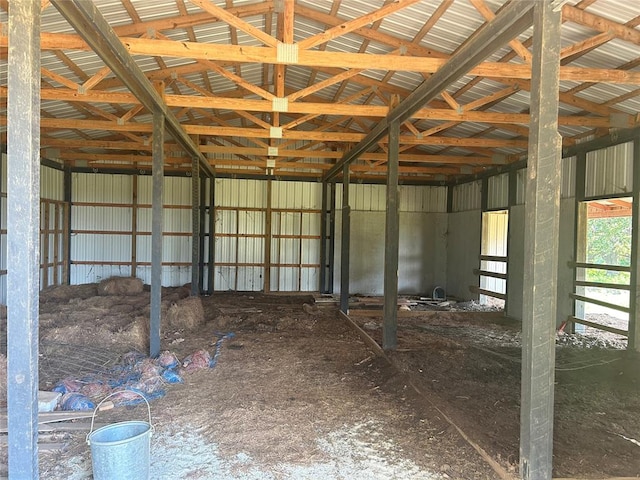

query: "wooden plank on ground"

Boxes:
[349, 309, 427, 317]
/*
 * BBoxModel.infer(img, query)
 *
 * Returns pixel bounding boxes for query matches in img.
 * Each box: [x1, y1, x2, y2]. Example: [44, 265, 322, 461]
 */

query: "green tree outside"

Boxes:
[586, 215, 631, 285]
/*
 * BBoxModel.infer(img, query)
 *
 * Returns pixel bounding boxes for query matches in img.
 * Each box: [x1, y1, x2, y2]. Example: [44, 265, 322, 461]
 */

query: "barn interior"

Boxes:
[1, 0, 640, 479]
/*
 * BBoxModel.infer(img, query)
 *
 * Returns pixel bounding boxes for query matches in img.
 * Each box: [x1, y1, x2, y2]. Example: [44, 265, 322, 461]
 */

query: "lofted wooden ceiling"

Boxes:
[1, 0, 640, 183]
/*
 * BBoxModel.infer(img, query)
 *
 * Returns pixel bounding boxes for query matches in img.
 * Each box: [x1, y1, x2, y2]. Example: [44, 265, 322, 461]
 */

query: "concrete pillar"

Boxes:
[7, 1, 41, 477]
[519, 2, 563, 479]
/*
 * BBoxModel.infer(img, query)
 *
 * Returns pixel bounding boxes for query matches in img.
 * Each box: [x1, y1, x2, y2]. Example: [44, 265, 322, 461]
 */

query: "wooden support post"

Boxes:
[150, 108, 165, 358]
[629, 136, 640, 352]
[53, 202, 60, 285]
[191, 154, 200, 296]
[208, 177, 216, 294]
[7, 1, 41, 476]
[383, 121, 400, 351]
[328, 181, 336, 293]
[131, 173, 138, 277]
[572, 152, 587, 333]
[63, 168, 72, 284]
[42, 202, 50, 288]
[340, 165, 351, 313]
[198, 175, 206, 294]
[520, 2, 562, 479]
[264, 176, 273, 292]
[319, 181, 328, 293]
[505, 169, 518, 317]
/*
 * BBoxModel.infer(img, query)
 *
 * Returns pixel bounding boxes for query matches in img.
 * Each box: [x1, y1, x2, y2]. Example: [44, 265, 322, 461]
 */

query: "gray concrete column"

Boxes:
[7, 1, 41, 477]
[520, 2, 563, 479]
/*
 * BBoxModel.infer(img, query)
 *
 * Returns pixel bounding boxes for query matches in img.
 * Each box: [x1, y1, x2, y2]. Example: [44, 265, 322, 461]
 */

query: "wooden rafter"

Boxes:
[0, 0, 638, 181]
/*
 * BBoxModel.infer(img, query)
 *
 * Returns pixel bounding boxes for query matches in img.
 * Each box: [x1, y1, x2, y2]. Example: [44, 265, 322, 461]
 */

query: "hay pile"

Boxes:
[41, 284, 98, 303]
[97, 276, 144, 296]
[164, 296, 205, 331]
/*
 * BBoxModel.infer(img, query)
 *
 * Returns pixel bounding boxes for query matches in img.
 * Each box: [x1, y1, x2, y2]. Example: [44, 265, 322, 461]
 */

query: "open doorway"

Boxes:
[479, 210, 508, 308]
[574, 197, 631, 342]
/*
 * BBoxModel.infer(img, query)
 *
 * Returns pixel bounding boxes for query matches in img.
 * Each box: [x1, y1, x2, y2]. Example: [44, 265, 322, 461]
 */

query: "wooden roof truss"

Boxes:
[1, 0, 639, 182]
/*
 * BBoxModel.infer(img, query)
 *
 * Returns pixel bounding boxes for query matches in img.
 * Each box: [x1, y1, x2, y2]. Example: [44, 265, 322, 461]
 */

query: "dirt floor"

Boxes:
[0, 284, 639, 479]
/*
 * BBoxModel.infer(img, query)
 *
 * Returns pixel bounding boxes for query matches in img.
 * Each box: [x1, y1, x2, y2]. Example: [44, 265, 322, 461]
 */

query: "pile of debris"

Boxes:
[51, 332, 234, 411]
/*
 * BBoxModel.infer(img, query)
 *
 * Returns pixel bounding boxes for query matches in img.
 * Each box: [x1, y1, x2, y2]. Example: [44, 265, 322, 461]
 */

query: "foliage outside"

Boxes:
[586, 215, 631, 286]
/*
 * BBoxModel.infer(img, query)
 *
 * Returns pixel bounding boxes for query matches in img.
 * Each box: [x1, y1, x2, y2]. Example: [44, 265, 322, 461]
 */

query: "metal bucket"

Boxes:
[87, 391, 153, 480]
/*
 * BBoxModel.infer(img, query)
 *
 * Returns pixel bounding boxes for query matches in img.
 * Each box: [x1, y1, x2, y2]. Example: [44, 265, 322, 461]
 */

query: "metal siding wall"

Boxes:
[400, 185, 447, 212]
[272, 180, 322, 209]
[351, 184, 386, 211]
[585, 142, 633, 198]
[41, 166, 65, 288]
[214, 178, 267, 291]
[73, 172, 133, 203]
[487, 173, 509, 210]
[41, 165, 63, 201]
[137, 176, 193, 287]
[216, 178, 267, 208]
[301, 210, 320, 291]
[562, 156, 576, 199]
[452, 180, 482, 212]
[71, 173, 134, 284]
[271, 181, 322, 291]
[336, 184, 447, 212]
[273, 211, 298, 291]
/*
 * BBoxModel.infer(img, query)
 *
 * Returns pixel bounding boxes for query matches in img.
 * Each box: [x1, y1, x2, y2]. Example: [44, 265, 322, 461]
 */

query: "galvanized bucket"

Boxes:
[87, 391, 153, 480]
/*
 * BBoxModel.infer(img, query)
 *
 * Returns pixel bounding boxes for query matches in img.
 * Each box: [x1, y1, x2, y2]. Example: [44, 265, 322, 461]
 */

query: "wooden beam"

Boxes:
[12, 33, 640, 85]
[297, 0, 421, 50]
[562, 4, 640, 47]
[12, 88, 621, 128]
[25, 116, 531, 147]
[187, 0, 278, 47]
[469, 0, 532, 63]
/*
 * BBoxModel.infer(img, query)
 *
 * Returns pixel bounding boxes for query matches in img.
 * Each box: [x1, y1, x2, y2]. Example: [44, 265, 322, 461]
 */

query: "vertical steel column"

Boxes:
[572, 152, 587, 333]
[150, 112, 165, 358]
[383, 121, 400, 350]
[208, 177, 216, 294]
[319, 181, 328, 293]
[520, 2, 562, 480]
[191, 155, 200, 296]
[446, 183, 454, 213]
[506, 169, 518, 316]
[7, 2, 41, 477]
[328, 181, 336, 293]
[340, 166, 351, 313]
[481, 177, 489, 212]
[264, 177, 273, 292]
[63, 167, 72, 285]
[131, 174, 139, 277]
[629, 136, 640, 352]
[198, 174, 207, 293]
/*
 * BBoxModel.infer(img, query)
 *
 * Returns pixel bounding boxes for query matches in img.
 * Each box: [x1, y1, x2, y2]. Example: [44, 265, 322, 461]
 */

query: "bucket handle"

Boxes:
[87, 390, 153, 444]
